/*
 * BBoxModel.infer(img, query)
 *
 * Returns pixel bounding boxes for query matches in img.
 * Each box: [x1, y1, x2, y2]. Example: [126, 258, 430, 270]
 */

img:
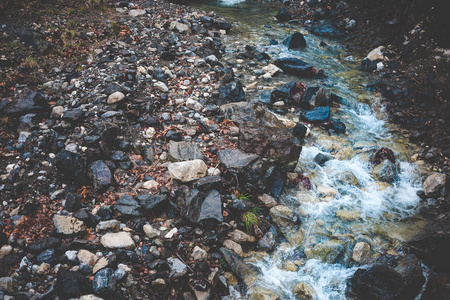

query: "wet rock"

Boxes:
[309, 240, 345, 264]
[269, 205, 298, 230]
[314, 153, 333, 166]
[348, 254, 425, 300]
[100, 232, 135, 249]
[191, 246, 208, 261]
[56, 150, 86, 186]
[293, 282, 316, 300]
[292, 123, 308, 140]
[238, 121, 301, 165]
[186, 189, 223, 224]
[257, 230, 277, 252]
[55, 269, 84, 299]
[53, 215, 85, 235]
[372, 159, 398, 183]
[300, 86, 327, 109]
[275, 7, 293, 22]
[27, 236, 60, 253]
[338, 171, 359, 186]
[115, 194, 141, 216]
[217, 149, 259, 171]
[352, 242, 371, 262]
[107, 91, 125, 104]
[1, 88, 47, 116]
[274, 58, 314, 77]
[168, 141, 203, 162]
[220, 247, 257, 287]
[93, 268, 116, 296]
[283, 32, 306, 49]
[90, 160, 112, 191]
[218, 79, 245, 103]
[167, 257, 187, 278]
[300, 106, 330, 123]
[168, 159, 208, 182]
[249, 286, 281, 300]
[423, 173, 446, 197]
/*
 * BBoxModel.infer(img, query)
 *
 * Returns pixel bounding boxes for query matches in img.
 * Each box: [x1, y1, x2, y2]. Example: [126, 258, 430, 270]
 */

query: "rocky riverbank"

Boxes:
[0, 0, 448, 299]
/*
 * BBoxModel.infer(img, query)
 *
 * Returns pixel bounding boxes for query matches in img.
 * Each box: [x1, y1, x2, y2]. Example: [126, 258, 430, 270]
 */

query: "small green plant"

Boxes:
[111, 21, 120, 35]
[24, 56, 38, 70]
[236, 192, 251, 201]
[242, 206, 262, 234]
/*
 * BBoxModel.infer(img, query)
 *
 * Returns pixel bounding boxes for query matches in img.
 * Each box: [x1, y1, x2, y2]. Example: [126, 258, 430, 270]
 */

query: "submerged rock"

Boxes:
[293, 282, 316, 300]
[275, 58, 314, 77]
[283, 32, 306, 49]
[249, 286, 281, 300]
[300, 106, 330, 123]
[308, 240, 345, 264]
[372, 159, 398, 183]
[348, 254, 425, 299]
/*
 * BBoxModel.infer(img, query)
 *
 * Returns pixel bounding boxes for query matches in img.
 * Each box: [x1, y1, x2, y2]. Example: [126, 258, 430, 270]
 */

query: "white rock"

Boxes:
[165, 228, 178, 239]
[186, 98, 203, 111]
[100, 232, 135, 249]
[107, 91, 125, 104]
[145, 127, 156, 139]
[191, 246, 207, 261]
[208, 167, 221, 176]
[65, 250, 78, 262]
[170, 21, 189, 33]
[262, 64, 282, 76]
[143, 224, 160, 239]
[154, 81, 168, 92]
[52, 106, 64, 118]
[168, 159, 208, 182]
[129, 9, 146, 17]
[366, 46, 384, 61]
[142, 180, 159, 190]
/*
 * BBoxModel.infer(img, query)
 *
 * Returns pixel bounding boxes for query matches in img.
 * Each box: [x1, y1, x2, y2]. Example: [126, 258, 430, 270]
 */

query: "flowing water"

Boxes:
[183, 0, 428, 298]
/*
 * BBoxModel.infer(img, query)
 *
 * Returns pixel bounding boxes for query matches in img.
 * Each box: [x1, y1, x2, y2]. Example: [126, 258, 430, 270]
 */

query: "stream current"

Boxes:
[182, 1, 428, 298]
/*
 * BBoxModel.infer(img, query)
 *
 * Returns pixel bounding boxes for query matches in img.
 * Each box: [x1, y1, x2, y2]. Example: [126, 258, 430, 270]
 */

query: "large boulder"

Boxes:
[423, 173, 446, 197]
[238, 121, 301, 165]
[347, 254, 425, 300]
[283, 32, 306, 49]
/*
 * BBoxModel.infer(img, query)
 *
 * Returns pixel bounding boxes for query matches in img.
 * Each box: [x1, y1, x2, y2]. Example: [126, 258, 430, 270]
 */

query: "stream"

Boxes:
[182, 0, 427, 298]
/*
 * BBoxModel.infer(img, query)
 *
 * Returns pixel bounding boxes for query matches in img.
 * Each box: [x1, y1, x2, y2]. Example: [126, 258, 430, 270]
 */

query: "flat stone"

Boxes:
[168, 159, 207, 182]
[223, 239, 243, 254]
[142, 180, 159, 190]
[229, 229, 255, 243]
[258, 194, 278, 208]
[167, 257, 187, 278]
[269, 205, 298, 229]
[129, 9, 146, 17]
[100, 232, 135, 249]
[93, 257, 109, 274]
[217, 149, 259, 170]
[53, 215, 85, 235]
[114, 194, 141, 216]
